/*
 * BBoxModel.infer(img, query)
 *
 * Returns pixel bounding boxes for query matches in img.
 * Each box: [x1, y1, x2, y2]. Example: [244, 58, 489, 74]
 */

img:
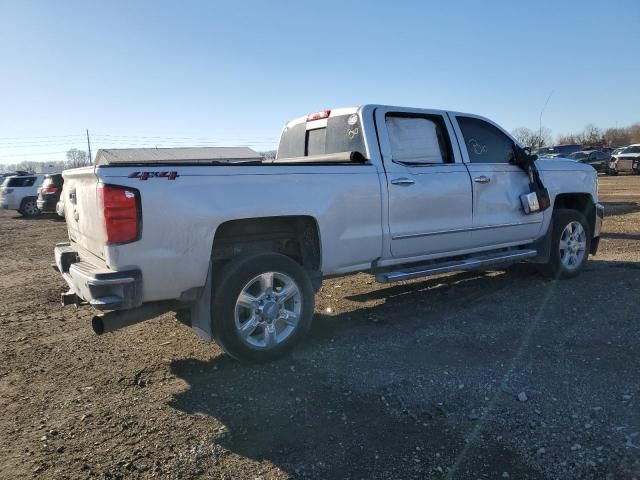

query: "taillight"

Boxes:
[98, 184, 141, 245]
[41, 186, 59, 193]
[307, 109, 331, 121]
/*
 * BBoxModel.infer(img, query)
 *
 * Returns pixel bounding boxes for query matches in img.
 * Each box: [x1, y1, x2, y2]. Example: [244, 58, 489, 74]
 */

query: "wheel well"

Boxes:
[212, 216, 321, 271]
[553, 193, 596, 234]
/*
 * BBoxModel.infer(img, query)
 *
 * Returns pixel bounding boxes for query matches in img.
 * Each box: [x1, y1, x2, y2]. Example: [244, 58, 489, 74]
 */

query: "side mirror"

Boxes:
[513, 145, 537, 167]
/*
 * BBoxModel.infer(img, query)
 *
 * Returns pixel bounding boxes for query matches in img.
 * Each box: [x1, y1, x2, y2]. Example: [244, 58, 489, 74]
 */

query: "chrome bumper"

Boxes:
[55, 243, 142, 310]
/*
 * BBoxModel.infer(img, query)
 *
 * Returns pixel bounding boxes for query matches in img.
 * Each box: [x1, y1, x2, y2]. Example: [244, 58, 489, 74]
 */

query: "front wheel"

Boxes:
[212, 253, 315, 362]
[540, 209, 591, 279]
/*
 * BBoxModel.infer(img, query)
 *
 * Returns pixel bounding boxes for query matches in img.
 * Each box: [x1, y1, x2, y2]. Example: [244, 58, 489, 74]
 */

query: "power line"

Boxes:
[0, 134, 85, 140]
[0, 150, 69, 158]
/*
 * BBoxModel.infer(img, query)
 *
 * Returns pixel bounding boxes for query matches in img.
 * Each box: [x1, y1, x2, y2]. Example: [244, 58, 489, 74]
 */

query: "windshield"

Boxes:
[568, 152, 587, 159]
[621, 146, 640, 154]
[277, 113, 366, 159]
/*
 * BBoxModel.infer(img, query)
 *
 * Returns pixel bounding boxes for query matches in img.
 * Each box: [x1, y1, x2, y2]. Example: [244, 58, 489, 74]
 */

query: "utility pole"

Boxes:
[86, 129, 92, 164]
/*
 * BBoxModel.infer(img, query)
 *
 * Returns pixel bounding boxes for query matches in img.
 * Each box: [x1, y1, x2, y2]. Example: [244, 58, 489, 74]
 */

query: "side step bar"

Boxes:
[376, 249, 537, 284]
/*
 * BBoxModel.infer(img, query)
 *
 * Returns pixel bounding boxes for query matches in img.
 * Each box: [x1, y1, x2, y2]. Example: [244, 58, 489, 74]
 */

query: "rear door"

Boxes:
[62, 167, 106, 258]
[450, 114, 543, 247]
[375, 107, 474, 258]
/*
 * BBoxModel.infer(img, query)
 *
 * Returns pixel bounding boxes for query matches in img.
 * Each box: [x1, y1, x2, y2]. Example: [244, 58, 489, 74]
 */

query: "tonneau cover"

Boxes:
[95, 147, 263, 166]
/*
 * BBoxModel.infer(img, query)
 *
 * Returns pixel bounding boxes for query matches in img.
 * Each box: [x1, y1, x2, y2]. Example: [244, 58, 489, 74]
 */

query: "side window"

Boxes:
[457, 116, 515, 164]
[7, 176, 36, 187]
[385, 115, 452, 164]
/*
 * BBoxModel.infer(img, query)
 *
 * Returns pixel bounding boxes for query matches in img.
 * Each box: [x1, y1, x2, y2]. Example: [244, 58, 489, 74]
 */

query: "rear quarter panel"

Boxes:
[97, 165, 384, 302]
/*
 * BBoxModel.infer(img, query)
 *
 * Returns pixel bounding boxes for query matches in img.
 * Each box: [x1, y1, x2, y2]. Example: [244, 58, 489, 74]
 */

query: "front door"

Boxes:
[375, 107, 474, 258]
[450, 114, 544, 247]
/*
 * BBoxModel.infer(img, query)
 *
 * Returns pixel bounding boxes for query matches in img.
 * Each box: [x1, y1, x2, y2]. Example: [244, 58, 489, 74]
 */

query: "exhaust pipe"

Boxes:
[91, 301, 180, 335]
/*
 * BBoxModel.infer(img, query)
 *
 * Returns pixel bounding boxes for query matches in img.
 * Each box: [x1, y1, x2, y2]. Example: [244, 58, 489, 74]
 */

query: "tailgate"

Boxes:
[62, 166, 106, 259]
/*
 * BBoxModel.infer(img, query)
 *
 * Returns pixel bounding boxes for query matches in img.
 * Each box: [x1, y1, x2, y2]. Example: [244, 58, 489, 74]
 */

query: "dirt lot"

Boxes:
[1, 175, 639, 480]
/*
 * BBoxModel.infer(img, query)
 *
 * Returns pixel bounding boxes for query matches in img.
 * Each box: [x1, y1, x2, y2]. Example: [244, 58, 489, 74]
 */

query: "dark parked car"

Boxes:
[36, 174, 64, 213]
[534, 144, 583, 158]
[567, 150, 610, 171]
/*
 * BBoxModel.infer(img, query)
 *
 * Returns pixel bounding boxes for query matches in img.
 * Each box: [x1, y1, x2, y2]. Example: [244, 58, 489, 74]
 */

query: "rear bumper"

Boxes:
[37, 195, 58, 212]
[55, 243, 142, 310]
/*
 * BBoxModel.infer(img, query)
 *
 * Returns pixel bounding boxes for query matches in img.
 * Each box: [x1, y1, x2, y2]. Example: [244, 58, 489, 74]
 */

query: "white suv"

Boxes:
[0, 174, 45, 216]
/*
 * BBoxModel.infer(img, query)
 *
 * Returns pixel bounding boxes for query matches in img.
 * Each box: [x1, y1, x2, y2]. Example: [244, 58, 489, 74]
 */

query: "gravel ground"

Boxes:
[1, 175, 639, 479]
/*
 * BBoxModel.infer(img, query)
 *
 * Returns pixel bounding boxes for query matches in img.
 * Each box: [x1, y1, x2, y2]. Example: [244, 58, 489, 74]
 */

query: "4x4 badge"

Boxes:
[128, 171, 179, 181]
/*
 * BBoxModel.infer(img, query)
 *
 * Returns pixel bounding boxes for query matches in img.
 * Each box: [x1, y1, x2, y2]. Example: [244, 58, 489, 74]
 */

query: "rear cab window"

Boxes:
[384, 114, 452, 165]
[277, 111, 366, 159]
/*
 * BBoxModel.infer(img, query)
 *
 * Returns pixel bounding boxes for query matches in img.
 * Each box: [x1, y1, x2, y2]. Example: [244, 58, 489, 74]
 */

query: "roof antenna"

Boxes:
[538, 90, 554, 143]
[86, 129, 92, 164]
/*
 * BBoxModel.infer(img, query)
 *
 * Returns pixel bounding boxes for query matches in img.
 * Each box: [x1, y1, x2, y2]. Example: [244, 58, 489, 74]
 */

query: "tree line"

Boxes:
[511, 122, 640, 149]
[0, 148, 90, 173]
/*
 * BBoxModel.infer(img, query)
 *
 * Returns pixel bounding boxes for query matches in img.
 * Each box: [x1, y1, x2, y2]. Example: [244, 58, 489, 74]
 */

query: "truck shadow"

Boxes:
[599, 201, 640, 216]
[167, 263, 638, 478]
[12, 213, 62, 221]
[168, 348, 539, 479]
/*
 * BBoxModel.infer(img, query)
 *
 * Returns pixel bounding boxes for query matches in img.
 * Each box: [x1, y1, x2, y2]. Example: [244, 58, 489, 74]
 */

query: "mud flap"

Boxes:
[189, 261, 214, 341]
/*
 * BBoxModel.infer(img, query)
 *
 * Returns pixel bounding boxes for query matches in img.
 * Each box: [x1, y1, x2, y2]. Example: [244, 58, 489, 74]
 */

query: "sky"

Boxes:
[0, 0, 639, 165]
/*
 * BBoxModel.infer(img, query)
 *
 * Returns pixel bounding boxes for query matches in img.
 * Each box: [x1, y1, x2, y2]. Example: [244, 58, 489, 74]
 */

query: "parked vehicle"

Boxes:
[36, 173, 64, 213]
[0, 174, 45, 216]
[55, 105, 603, 362]
[534, 144, 583, 158]
[611, 147, 626, 156]
[608, 144, 640, 175]
[567, 150, 610, 171]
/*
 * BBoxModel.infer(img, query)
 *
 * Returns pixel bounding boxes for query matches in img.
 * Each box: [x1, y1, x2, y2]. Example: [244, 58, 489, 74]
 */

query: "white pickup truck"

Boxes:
[55, 105, 604, 362]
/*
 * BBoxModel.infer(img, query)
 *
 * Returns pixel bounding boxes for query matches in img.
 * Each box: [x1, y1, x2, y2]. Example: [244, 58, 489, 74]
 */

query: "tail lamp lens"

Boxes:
[98, 184, 140, 244]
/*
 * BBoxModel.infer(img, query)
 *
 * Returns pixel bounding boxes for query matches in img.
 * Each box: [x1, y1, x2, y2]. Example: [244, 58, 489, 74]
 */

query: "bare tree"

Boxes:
[65, 149, 90, 169]
[580, 124, 603, 146]
[628, 123, 640, 144]
[556, 133, 582, 145]
[260, 150, 277, 160]
[511, 127, 551, 149]
[603, 127, 631, 147]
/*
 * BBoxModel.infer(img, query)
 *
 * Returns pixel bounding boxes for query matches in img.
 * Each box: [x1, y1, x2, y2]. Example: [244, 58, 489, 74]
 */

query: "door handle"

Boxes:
[390, 178, 415, 186]
[473, 176, 491, 184]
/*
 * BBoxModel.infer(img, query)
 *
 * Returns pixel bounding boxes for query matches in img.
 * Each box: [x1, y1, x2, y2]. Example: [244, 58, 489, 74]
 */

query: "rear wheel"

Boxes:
[540, 209, 591, 279]
[212, 253, 315, 362]
[19, 197, 39, 217]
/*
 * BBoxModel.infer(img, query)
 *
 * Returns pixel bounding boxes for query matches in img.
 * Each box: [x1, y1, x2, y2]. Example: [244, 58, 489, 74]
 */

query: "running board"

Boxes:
[376, 249, 537, 284]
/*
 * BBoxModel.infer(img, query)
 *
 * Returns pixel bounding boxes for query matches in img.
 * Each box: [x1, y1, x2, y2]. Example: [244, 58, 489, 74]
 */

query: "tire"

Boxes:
[540, 209, 591, 279]
[19, 197, 40, 217]
[212, 253, 315, 362]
